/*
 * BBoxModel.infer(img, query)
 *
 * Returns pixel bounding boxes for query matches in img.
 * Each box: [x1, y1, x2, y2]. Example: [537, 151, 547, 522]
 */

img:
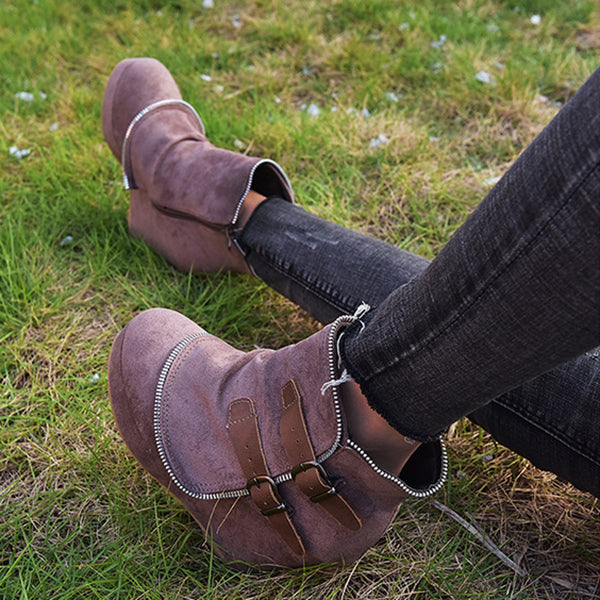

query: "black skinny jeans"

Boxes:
[239, 66, 600, 497]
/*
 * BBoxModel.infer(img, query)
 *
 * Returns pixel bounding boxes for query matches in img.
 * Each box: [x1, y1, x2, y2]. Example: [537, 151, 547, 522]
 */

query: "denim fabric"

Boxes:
[470, 350, 600, 496]
[238, 67, 600, 497]
[240, 197, 600, 496]
[239, 199, 430, 324]
[338, 65, 600, 443]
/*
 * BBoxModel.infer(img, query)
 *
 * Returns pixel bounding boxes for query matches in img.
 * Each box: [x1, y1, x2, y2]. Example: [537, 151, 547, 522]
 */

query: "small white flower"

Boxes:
[384, 92, 401, 102]
[50, 122, 58, 131]
[200, 74, 211, 82]
[233, 139, 244, 149]
[429, 136, 440, 142]
[486, 22, 499, 33]
[15, 91, 34, 102]
[9, 146, 31, 159]
[398, 22, 409, 31]
[431, 34, 447, 49]
[231, 15, 242, 28]
[330, 106, 338, 112]
[39, 91, 47, 100]
[530, 14, 541, 25]
[347, 107, 370, 118]
[305, 103, 320, 117]
[431, 62, 443, 73]
[369, 133, 389, 148]
[202, 0, 214, 7]
[212, 52, 219, 58]
[274, 96, 281, 104]
[60, 235, 74, 246]
[90, 373, 100, 382]
[475, 70, 492, 84]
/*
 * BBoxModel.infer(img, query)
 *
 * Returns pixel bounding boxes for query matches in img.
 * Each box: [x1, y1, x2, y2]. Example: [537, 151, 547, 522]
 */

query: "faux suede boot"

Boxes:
[109, 308, 447, 569]
[102, 58, 294, 273]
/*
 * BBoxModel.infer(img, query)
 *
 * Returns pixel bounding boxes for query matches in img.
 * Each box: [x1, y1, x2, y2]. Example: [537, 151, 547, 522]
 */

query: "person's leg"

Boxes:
[103, 58, 600, 496]
[239, 196, 600, 496]
[335, 65, 599, 446]
[239, 197, 429, 324]
[470, 352, 600, 495]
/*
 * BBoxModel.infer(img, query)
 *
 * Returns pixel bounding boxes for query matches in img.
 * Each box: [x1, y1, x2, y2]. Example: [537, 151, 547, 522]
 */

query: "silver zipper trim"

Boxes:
[315, 315, 355, 464]
[348, 439, 448, 498]
[154, 312, 448, 501]
[121, 99, 205, 190]
[320, 313, 449, 498]
[230, 158, 296, 226]
[153, 331, 239, 500]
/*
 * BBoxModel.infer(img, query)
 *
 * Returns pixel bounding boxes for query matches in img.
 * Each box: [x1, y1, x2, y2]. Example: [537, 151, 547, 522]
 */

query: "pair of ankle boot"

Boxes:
[103, 58, 446, 569]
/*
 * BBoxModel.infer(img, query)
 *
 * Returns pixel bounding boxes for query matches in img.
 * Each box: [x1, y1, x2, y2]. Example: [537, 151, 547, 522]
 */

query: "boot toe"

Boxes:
[108, 307, 205, 482]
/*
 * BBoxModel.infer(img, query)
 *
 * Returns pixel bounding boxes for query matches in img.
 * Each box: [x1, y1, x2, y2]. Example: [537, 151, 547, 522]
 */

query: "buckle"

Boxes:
[291, 461, 337, 503]
[246, 475, 287, 516]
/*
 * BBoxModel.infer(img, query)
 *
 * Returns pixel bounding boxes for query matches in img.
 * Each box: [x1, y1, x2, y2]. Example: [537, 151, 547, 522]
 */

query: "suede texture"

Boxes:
[157, 321, 338, 493]
[101, 58, 294, 273]
[109, 309, 443, 568]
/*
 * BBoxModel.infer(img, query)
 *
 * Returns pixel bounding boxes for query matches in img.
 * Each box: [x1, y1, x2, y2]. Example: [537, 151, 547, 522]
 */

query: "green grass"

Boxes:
[1, 0, 600, 598]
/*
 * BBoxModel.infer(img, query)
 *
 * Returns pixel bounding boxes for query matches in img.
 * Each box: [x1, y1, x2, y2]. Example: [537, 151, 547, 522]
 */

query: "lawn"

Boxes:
[1, 0, 599, 598]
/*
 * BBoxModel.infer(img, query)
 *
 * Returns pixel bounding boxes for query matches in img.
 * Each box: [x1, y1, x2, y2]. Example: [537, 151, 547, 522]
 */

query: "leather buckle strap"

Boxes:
[227, 398, 305, 556]
[280, 380, 362, 531]
[247, 475, 287, 516]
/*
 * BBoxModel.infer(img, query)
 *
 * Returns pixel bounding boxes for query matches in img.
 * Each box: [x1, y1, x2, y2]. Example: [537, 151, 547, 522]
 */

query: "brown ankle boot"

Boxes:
[102, 58, 294, 273]
[108, 308, 447, 569]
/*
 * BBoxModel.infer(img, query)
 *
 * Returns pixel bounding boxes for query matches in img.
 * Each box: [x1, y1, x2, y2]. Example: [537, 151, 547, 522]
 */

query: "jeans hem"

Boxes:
[339, 317, 444, 443]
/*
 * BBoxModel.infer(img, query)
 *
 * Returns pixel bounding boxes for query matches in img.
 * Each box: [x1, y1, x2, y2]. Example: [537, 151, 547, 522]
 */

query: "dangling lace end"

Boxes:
[320, 368, 354, 396]
[353, 302, 371, 319]
[352, 302, 371, 332]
